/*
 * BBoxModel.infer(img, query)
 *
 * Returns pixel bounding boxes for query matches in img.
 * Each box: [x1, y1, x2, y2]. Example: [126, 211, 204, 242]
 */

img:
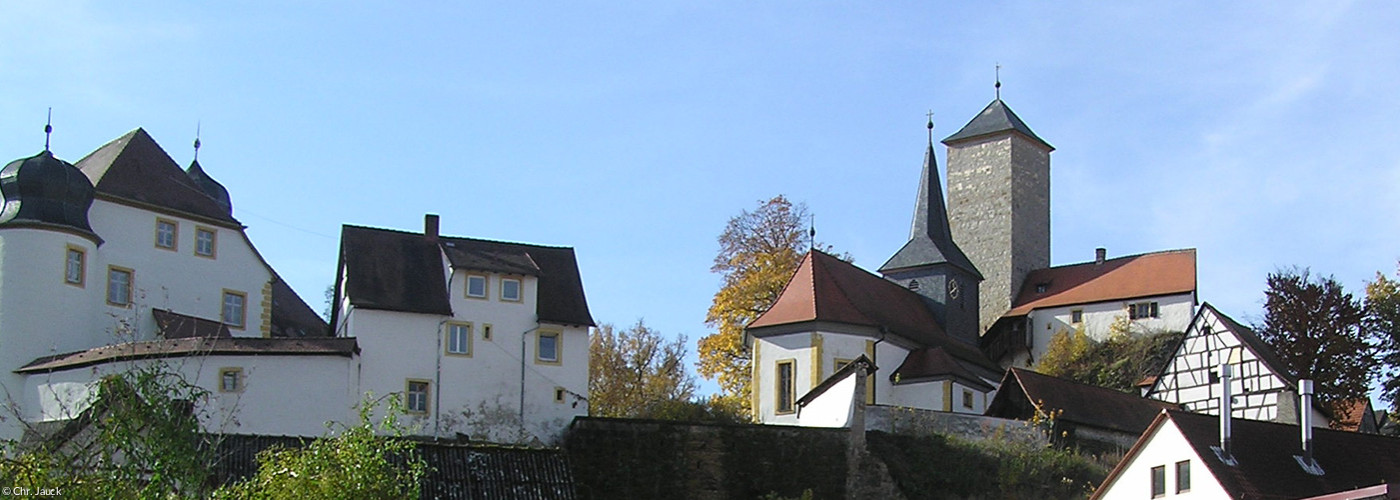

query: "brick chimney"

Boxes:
[1095, 247, 1106, 265]
[424, 214, 440, 244]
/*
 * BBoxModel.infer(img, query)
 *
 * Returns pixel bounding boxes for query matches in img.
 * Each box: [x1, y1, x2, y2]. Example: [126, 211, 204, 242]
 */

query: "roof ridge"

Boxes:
[340, 224, 575, 250]
[1045, 248, 1196, 270]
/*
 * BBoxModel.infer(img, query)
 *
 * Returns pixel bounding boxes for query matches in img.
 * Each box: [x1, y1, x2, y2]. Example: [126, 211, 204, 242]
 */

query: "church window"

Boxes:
[405, 380, 430, 414]
[107, 267, 133, 306]
[219, 367, 243, 392]
[64, 246, 86, 286]
[776, 360, 795, 414]
[466, 274, 487, 298]
[1150, 465, 1166, 497]
[446, 322, 472, 355]
[155, 219, 178, 250]
[195, 227, 217, 258]
[222, 290, 247, 328]
[1071, 309, 1083, 324]
[1175, 460, 1191, 493]
[501, 277, 522, 302]
[1129, 302, 1160, 320]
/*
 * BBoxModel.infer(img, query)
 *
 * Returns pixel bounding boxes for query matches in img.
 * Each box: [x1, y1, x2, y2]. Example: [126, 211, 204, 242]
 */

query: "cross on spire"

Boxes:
[926, 109, 935, 145]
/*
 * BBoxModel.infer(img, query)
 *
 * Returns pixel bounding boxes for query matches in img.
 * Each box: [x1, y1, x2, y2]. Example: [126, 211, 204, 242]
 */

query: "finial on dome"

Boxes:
[193, 122, 202, 162]
[44, 108, 53, 151]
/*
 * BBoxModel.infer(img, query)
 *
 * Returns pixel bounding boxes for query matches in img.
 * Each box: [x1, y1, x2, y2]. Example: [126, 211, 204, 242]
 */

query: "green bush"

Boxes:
[866, 431, 1106, 499]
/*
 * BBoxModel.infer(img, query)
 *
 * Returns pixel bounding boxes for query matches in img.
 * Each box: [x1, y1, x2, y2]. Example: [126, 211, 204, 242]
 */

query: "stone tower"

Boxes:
[880, 121, 983, 346]
[942, 99, 1052, 335]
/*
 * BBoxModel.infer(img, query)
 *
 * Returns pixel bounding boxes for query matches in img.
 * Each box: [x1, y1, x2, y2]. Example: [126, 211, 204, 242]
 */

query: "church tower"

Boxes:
[942, 99, 1053, 334]
[880, 119, 983, 346]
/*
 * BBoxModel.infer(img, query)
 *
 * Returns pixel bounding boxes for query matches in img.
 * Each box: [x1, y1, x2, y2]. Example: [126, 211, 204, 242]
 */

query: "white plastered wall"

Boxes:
[1024, 293, 1195, 365]
[1095, 419, 1230, 500]
[754, 330, 910, 425]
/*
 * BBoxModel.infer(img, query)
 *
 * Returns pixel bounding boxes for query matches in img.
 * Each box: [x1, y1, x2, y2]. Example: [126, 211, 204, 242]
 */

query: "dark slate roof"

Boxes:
[209, 434, 577, 500]
[339, 225, 594, 326]
[340, 224, 454, 315]
[15, 337, 358, 373]
[74, 128, 238, 225]
[185, 159, 232, 216]
[442, 237, 593, 327]
[1105, 410, 1400, 500]
[986, 368, 1178, 436]
[749, 251, 999, 372]
[941, 99, 1053, 151]
[153, 308, 231, 339]
[0, 150, 99, 240]
[269, 277, 330, 337]
[878, 144, 982, 278]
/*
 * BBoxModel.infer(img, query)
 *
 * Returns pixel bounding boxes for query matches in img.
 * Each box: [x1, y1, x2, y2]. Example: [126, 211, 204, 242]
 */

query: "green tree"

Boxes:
[1035, 322, 1182, 392]
[1367, 264, 1400, 413]
[697, 196, 817, 419]
[589, 320, 697, 418]
[1, 362, 215, 499]
[1258, 268, 1378, 407]
[213, 395, 427, 500]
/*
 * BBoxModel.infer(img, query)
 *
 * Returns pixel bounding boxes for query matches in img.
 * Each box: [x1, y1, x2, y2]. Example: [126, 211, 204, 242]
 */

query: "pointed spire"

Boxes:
[879, 118, 982, 278]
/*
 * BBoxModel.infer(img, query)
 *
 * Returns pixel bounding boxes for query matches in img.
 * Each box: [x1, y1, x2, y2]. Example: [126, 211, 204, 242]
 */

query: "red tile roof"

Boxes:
[1330, 398, 1376, 433]
[1006, 249, 1196, 316]
[749, 251, 999, 372]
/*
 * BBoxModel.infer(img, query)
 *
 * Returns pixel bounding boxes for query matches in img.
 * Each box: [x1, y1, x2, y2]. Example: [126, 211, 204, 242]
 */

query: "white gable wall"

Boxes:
[1001, 293, 1195, 369]
[796, 371, 857, 428]
[1095, 418, 1230, 500]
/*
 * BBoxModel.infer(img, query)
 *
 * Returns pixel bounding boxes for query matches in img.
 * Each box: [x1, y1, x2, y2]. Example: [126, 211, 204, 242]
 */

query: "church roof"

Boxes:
[749, 251, 998, 371]
[987, 368, 1178, 436]
[338, 224, 594, 326]
[941, 99, 1054, 151]
[878, 143, 981, 278]
[1095, 409, 1400, 500]
[1004, 249, 1196, 316]
[74, 128, 238, 226]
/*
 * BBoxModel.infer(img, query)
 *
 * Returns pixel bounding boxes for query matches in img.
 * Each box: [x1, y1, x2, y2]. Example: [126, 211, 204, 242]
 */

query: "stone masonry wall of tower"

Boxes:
[946, 134, 1050, 335]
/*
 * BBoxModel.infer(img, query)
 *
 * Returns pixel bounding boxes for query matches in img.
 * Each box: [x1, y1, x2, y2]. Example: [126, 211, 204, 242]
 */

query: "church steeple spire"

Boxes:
[880, 119, 981, 279]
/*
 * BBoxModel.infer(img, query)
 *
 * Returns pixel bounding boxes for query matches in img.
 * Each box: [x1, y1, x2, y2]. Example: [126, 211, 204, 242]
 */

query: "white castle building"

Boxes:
[0, 128, 592, 445]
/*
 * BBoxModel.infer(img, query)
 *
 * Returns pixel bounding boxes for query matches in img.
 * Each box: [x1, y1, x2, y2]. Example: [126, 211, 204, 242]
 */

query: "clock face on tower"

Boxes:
[948, 278, 960, 300]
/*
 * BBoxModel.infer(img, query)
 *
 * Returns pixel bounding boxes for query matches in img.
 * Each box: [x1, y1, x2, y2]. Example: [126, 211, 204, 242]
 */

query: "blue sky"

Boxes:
[4, 2, 1398, 398]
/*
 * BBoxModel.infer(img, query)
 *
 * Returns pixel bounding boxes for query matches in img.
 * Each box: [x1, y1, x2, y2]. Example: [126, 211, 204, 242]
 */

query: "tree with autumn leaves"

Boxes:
[696, 196, 829, 419]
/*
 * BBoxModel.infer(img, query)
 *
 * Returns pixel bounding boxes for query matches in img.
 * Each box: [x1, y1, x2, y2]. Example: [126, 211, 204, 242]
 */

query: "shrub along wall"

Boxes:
[565, 417, 848, 500]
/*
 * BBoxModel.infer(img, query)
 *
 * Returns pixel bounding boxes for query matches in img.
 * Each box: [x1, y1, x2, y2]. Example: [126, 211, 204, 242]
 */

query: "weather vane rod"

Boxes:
[193, 122, 202, 162]
[995, 63, 1002, 100]
[44, 108, 53, 151]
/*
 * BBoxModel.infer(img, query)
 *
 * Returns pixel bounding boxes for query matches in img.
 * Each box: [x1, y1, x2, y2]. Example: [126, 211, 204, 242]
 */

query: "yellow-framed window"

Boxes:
[64, 245, 86, 287]
[222, 289, 248, 329]
[194, 226, 217, 258]
[107, 266, 134, 306]
[446, 322, 473, 356]
[535, 331, 561, 364]
[775, 359, 796, 414]
[155, 218, 178, 250]
[405, 379, 431, 414]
